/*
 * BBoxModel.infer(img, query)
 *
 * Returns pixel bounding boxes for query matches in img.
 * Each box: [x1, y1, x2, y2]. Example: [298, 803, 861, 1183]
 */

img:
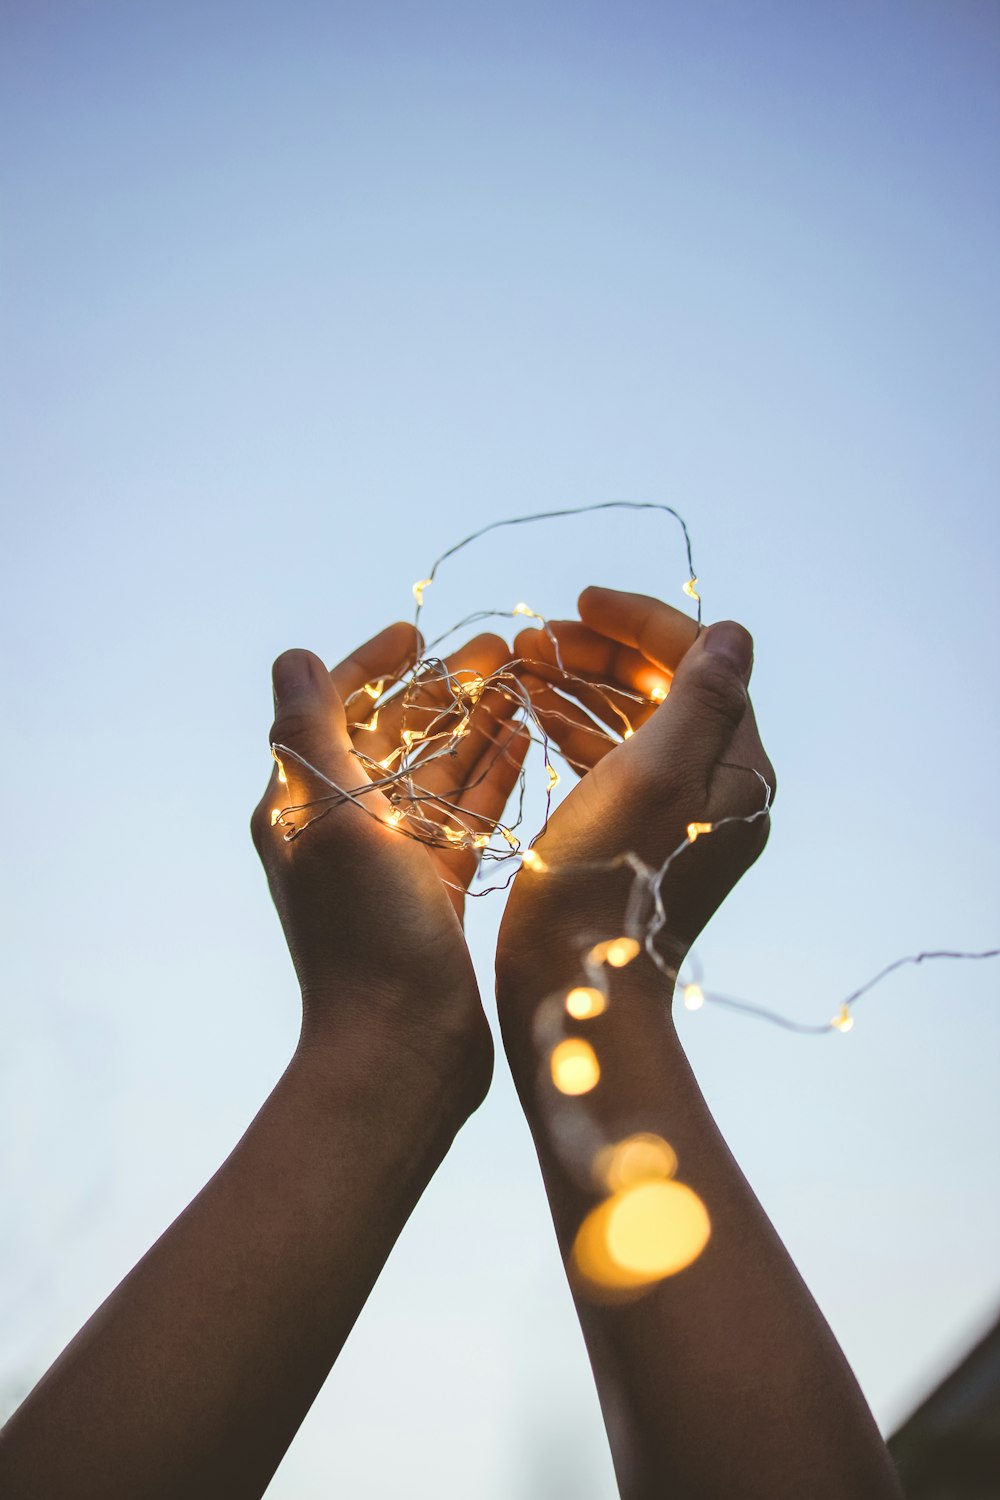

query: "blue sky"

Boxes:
[2, 2, 998, 1494]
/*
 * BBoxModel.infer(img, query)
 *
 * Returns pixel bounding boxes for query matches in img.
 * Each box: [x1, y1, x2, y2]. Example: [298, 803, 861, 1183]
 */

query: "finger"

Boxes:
[577, 587, 702, 675]
[413, 677, 522, 800]
[633, 622, 756, 795]
[254, 649, 357, 849]
[436, 721, 532, 887]
[459, 718, 532, 828]
[332, 622, 422, 712]
[364, 632, 512, 762]
[519, 673, 614, 773]
[513, 621, 670, 701]
[513, 636, 658, 736]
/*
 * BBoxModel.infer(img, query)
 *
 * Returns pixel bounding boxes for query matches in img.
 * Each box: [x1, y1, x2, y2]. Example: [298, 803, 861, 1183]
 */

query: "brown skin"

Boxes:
[0, 595, 900, 1499]
[496, 587, 901, 1500]
[0, 625, 526, 1500]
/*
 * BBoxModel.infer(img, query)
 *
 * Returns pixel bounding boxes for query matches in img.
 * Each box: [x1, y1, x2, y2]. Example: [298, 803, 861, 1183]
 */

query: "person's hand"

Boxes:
[496, 587, 774, 1000]
[252, 623, 528, 1101]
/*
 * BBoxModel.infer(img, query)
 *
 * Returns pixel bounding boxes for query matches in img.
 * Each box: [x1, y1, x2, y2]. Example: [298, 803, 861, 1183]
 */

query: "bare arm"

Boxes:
[497, 590, 901, 1500]
[1, 626, 526, 1500]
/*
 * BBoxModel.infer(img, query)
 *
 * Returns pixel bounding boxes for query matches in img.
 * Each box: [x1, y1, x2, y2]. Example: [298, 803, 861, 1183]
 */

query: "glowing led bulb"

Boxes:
[683, 983, 704, 1011]
[513, 602, 537, 617]
[622, 726, 634, 740]
[550, 1038, 601, 1095]
[412, 578, 433, 605]
[364, 709, 380, 733]
[500, 827, 520, 851]
[565, 986, 607, 1020]
[589, 937, 641, 968]
[401, 728, 425, 750]
[546, 764, 561, 792]
[686, 821, 713, 842]
[649, 684, 669, 703]
[270, 808, 282, 827]
[272, 751, 288, 785]
[363, 679, 385, 700]
[472, 832, 490, 850]
[683, 576, 701, 601]
[443, 825, 467, 845]
[832, 1005, 854, 1033]
[387, 809, 404, 827]
[521, 848, 547, 872]
[460, 673, 485, 702]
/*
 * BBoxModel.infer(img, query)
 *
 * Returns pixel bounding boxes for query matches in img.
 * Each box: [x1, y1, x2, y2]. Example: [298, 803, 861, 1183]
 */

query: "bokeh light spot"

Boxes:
[565, 986, 607, 1020]
[550, 1038, 600, 1095]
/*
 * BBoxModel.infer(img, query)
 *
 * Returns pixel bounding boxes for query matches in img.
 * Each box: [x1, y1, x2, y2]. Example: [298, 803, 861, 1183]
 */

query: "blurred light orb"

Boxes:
[572, 1179, 711, 1292]
[565, 986, 607, 1019]
[550, 1038, 601, 1095]
[597, 1132, 678, 1192]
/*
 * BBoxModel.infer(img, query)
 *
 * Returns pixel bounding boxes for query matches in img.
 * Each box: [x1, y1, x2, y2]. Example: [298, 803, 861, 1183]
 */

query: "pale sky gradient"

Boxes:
[2, 3, 998, 1495]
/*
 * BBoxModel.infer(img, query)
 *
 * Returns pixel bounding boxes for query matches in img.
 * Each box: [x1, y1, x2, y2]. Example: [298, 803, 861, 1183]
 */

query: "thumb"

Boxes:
[269, 648, 353, 790]
[650, 621, 754, 785]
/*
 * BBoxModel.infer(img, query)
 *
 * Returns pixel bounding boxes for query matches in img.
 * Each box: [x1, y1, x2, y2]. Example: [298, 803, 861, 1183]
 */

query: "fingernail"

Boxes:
[272, 650, 313, 709]
[703, 623, 753, 680]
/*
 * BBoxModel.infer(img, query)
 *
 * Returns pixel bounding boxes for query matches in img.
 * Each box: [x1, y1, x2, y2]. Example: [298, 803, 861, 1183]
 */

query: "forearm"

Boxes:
[497, 951, 901, 1500]
[0, 1005, 479, 1500]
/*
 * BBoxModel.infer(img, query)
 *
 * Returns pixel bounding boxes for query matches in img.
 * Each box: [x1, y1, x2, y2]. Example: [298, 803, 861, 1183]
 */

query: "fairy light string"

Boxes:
[267, 500, 998, 1295]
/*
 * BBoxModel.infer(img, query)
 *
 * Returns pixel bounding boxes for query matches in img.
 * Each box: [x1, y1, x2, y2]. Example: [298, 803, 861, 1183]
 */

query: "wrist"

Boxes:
[297, 977, 494, 1125]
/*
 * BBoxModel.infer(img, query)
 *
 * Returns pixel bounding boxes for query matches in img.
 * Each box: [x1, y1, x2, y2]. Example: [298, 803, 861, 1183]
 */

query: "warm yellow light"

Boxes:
[683, 983, 705, 1011]
[686, 821, 713, 842]
[401, 728, 425, 750]
[472, 832, 490, 849]
[443, 825, 467, 845]
[832, 1004, 854, 1033]
[572, 1179, 711, 1292]
[521, 848, 546, 872]
[501, 827, 520, 850]
[272, 751, 288, 785]
[606, 1179, 710, 1275]
[513, 602, 537, 617]
[412, 578, 433, 605]
[683, 576, 700, 601]
[550, 1038, 601, 1095]
[649, 684, 669, 703]
[363, 679, 385, 700]
[565, 986, 607, 1020]
[622, 726, 634, 740]
[546, 764, 560, 792]
[459, 673, 485, 702]
[387, 809, 404, 827]
[597, 1133, 678, 1192]
[589, 937, 641, 968]
[364, 709, 380, 732]
[270, 808, 282, 827]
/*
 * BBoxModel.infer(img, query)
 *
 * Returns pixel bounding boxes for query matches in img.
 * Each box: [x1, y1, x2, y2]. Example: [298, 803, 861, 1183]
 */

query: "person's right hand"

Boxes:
[496, 587, 775, 999]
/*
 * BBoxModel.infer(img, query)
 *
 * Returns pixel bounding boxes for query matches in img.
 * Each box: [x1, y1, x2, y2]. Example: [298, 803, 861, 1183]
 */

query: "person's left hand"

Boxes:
[252, 622, 528, 1097]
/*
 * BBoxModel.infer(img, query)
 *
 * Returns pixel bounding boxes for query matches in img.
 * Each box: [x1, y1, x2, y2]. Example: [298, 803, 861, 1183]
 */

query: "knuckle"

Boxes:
[691, 654, 748, 725]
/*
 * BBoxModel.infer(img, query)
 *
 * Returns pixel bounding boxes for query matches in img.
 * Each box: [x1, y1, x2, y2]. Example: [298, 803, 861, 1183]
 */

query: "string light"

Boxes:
[265, 499, 997, 1296]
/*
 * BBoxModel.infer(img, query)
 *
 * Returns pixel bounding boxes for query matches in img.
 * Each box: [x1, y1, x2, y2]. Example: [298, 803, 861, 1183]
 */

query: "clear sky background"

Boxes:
[1, 2, 998, 1495]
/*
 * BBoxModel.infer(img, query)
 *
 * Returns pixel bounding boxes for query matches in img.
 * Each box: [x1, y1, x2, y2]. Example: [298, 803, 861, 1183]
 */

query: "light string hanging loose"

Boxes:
[267, 500, 999, 1297]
